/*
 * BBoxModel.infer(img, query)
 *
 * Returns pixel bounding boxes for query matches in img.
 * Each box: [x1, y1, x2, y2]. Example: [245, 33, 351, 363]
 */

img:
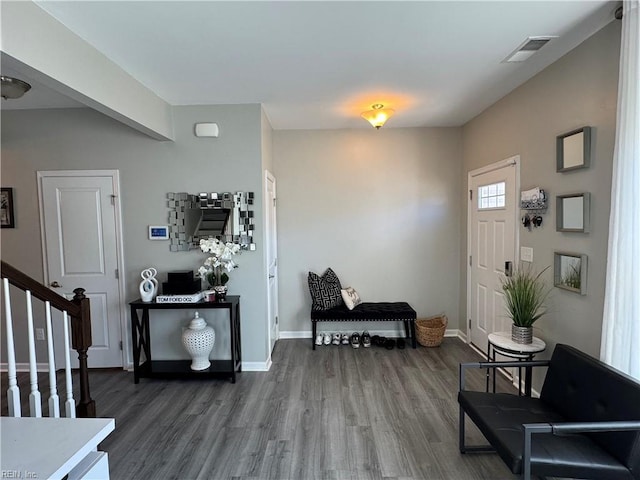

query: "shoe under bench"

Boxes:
[310, 302, 417, 350]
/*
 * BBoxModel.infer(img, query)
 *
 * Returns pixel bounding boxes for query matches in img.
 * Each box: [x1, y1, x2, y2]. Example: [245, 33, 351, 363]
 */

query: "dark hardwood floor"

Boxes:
[4, 338, 526, 479]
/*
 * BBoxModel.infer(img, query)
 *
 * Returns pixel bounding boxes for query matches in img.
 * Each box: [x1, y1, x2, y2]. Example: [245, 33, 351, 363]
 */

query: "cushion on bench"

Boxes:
[308, 268, 343, 310]
[310, 302, 416, 321]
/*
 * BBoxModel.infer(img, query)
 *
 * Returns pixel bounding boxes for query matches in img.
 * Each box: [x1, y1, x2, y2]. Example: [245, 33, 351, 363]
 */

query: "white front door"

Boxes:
[38, 170, 124, 368]
[265, 171, 279, 354]
[468, 157, 519, 352]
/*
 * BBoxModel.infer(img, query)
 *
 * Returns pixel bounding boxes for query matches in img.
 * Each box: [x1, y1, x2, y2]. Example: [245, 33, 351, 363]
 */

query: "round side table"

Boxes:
[487, 331, 546, 396]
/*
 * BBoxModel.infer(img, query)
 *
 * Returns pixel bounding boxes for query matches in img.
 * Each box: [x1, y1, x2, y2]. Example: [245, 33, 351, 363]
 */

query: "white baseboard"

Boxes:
[279, 330, 312, 339]
[0, 362, 49, 372]
[444, 328, 467, 341]
[243, 359, 272, 372]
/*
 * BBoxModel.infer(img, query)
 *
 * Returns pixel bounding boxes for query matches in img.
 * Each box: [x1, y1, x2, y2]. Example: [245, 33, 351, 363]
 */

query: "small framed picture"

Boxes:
[1, 188, 15, 228]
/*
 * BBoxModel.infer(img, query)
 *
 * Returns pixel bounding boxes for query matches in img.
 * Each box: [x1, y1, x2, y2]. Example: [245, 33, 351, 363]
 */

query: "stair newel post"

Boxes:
[72, 288, 96, 418]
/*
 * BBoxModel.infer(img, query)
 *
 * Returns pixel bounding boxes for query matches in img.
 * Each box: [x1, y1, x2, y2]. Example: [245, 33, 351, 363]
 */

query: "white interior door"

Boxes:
[38, 171, 124, 368]
[468, 157, 519, 353]
[265, 171, 279, 354]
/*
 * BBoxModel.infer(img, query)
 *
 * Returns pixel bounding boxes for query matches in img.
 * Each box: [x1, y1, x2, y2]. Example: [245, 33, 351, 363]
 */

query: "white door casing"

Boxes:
[467, 157, 519, 352]
[265, 171, 279, 355]
[38, 170, 125, 368]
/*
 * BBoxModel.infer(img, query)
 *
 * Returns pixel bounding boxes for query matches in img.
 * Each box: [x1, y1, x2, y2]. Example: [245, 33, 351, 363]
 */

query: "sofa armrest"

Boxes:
[521, 421, 640, 480]
[459, 360, 550, 391]
[550, 420, 640, 434]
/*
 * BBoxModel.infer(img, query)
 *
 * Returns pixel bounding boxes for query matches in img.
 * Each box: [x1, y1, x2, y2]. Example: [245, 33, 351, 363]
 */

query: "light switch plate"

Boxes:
[520, 246, 534, 262]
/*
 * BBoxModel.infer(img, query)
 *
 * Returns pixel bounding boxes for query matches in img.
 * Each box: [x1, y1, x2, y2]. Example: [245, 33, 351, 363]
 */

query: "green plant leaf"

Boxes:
[501, 264, 550, 327]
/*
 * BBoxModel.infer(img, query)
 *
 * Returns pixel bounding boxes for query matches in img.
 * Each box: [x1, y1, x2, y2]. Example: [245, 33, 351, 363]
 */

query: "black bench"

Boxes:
[458, 344, 640, 480]
[311, 302, 417, 350]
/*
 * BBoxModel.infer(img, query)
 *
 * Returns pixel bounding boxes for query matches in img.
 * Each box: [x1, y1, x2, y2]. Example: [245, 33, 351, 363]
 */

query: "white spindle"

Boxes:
[25, 290, 42, 417]
[45, 301, 60, 418]
[3, 278, 21, 417]
[63, 311, 76, 418]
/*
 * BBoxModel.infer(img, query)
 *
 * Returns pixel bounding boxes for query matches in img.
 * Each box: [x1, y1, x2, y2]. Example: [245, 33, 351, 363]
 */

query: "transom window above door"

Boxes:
[478, 182, 506, 209]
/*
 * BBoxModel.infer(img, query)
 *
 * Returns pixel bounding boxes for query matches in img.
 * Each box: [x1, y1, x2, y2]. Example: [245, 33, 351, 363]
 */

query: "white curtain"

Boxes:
[601, 0, 640, 380]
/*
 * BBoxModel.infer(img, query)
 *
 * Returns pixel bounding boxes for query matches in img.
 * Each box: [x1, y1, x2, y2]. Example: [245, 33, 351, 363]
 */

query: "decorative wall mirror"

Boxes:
[556, 192, 590, 233]
[556, 126, 591, 172]
[554, 252, 587, 295]
[167, 191, 255, 251]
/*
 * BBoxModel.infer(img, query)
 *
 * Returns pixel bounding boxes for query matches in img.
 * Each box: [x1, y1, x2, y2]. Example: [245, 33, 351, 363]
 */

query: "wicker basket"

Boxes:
[415, 314, 448, 347]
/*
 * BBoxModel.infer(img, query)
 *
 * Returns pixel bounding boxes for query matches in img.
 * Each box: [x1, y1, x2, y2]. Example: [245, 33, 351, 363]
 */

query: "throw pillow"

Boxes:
[308, 268, 343, 310]
[341, 287, 362, 310]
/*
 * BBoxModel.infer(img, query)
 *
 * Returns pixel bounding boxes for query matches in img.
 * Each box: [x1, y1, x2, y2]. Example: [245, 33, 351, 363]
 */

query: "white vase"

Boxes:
[181, 311, 215, 370]
[147, 267, 158, 297]
[140, 268, 158, 302]
[139, 278, 155, 302]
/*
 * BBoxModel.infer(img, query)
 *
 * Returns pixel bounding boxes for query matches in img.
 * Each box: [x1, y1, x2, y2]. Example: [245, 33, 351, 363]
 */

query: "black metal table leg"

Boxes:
[312, 320, 317, 350]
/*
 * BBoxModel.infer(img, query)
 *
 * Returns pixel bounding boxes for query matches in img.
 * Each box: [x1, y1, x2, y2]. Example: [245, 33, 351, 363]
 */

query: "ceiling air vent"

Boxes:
[503, 36, 557, 63]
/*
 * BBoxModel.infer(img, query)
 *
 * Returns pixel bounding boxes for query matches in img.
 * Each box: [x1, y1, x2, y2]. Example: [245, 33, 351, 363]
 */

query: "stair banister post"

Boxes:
[72, 288, 96, 418]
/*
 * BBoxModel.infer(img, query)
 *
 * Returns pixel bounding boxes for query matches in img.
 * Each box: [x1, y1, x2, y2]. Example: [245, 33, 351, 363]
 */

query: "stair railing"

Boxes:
[1, 261, 95, 418]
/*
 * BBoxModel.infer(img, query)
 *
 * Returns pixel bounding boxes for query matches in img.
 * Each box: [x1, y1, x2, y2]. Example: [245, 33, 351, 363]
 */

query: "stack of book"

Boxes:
[156, 270, 203, 303]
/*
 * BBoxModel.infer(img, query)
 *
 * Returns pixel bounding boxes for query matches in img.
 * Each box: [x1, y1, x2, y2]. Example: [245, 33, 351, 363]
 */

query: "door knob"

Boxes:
[268, 275, 275, 279]
[50, 281, 62, 288]
[504, 261, 513, 277]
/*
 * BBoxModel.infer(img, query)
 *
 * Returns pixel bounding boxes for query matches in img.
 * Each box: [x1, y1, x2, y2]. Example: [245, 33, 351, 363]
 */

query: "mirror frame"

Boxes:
[556, 192, 590, 233]
[167, 191, 255, 251]
[554, 252, 587, 295]
[556, 126, 591, 172]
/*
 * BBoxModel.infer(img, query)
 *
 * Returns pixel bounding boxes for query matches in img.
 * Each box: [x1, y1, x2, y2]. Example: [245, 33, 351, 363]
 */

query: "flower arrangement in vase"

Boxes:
[198, 238, 241, 300]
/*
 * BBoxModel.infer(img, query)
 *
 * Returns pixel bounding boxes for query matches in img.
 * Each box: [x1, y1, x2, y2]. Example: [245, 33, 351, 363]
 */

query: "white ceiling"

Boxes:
[2, 1, 618, 130]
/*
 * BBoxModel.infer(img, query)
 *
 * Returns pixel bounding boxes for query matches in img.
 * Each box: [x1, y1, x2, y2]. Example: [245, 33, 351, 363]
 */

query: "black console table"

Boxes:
[129, 296, 241, 384]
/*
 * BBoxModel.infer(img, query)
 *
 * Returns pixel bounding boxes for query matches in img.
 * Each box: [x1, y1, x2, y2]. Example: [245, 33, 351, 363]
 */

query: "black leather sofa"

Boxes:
[458, 344, 640, 480]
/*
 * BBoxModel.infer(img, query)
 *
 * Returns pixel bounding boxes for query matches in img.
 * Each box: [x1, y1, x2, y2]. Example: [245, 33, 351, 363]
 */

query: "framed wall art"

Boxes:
[1, 188, 15, 228]
[556, 126, 591, 172]
[556, 192, 591, 233]
[554, 252, 587, 295]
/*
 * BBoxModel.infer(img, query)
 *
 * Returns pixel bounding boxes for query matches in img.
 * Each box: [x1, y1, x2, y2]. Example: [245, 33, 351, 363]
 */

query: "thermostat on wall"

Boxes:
[149, 225, 169, 240]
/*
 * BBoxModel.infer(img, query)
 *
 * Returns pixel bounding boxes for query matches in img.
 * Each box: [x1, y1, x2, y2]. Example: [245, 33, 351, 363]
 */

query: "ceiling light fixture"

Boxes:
[361, 103, 395, 129]
[1, 76, 32, 100]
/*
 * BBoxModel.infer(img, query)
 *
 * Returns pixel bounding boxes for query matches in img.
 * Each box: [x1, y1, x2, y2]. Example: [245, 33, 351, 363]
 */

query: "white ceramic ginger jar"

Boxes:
[181, 311, 215, 371]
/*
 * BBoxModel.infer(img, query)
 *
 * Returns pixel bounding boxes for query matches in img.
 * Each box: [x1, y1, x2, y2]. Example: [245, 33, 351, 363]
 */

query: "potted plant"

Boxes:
[198, 238, 241, 301]
[501, 264, 550, 344]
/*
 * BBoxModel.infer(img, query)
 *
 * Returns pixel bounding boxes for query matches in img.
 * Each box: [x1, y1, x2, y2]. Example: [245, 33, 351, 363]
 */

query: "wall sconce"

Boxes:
[194, 123, 219, 137]
[361, 104, 395, 129]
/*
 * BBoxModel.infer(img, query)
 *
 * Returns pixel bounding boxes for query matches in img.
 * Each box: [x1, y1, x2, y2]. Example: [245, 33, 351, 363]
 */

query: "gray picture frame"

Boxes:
[1, 187, 15, 229]
[556, 192, 590, 233]
[554, 252, 587, 295]
[556, 126, 591, 173]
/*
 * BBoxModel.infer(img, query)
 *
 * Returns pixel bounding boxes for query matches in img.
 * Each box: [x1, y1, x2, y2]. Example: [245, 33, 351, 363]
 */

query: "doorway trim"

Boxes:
[264, 169, 279, 362]
[37, 169, 128, 368]
[466, 156, 520, 345]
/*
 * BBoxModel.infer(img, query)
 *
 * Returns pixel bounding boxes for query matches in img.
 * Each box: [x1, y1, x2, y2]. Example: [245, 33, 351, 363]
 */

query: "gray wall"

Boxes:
[460, 20, 621, 364]
[0, 18, 622, 376]
[273, 127, 463, 334]
[1, 104, 270, 365]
